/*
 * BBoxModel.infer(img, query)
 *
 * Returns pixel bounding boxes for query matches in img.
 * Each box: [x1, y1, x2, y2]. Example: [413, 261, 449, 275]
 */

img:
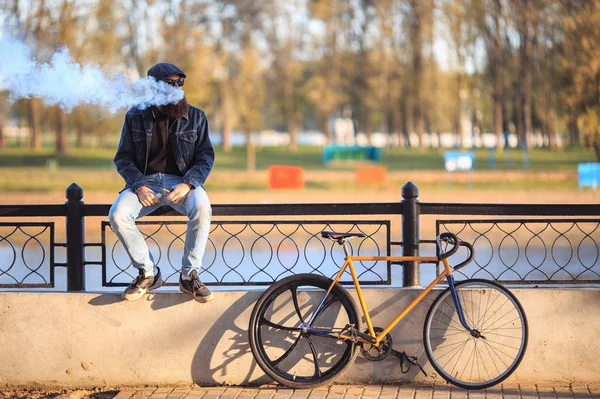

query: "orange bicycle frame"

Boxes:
[324, 254, 453, 345]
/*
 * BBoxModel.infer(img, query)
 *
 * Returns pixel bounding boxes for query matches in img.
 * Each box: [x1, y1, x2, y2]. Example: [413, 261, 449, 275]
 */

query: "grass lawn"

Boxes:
[0, 145, 596, 170]
[0, 145, 596, 193]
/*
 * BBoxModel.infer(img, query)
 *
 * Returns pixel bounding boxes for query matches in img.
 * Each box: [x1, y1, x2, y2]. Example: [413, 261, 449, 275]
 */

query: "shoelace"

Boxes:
[132, 274, 143, 286]
[191, 276, 203, 293]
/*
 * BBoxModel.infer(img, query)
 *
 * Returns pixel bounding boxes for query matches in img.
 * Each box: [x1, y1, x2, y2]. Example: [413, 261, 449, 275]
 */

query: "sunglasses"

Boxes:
[163, 77, 185, 87]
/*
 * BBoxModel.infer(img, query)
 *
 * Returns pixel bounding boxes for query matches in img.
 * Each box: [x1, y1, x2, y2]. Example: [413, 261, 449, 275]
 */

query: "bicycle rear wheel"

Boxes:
[249, 274, 360, 389]
[423, 278, 528, 389]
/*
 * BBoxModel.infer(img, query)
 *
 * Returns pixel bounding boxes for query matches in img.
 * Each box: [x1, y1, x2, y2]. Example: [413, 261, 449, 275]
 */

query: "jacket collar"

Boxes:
[132, 104, 190, 121]
[149, 106, 189, 121]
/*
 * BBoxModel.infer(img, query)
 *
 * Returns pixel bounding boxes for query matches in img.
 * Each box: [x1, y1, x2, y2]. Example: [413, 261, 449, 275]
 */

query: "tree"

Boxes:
[509, 0, 541, 150]
[121, 0, 158, 77]
[441, 0, 480, 143]
[264, 0, 306, 150]
[236, 45, 265, 171]
[475, 0, 506, 152]
[305, 0, 348, 142]
[561, 0, 600, 160]
[0, 108, 4, 148]
[405, 0, 434, 150]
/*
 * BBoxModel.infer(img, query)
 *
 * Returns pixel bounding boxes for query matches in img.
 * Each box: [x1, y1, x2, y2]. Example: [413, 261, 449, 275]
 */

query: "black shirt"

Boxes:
[145, 108, 182, 176]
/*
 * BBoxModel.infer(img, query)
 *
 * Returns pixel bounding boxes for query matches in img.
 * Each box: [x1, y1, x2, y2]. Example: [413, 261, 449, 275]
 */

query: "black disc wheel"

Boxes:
[423, 279, 528, 389]
[249, 274, 360, 389]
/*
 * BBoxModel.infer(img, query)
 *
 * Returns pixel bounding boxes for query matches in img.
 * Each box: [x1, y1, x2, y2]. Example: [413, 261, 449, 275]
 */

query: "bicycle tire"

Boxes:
[423, 278, 528, 389]
[249, 274, 360, 388]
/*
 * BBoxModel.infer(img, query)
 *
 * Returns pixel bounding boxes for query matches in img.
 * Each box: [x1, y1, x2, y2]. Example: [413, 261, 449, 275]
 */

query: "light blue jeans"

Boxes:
[108, 173, 212, 277]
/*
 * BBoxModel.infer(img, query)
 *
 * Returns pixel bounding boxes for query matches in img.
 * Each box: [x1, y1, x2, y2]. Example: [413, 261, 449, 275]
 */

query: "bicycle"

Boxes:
[248, 231, 528, 390]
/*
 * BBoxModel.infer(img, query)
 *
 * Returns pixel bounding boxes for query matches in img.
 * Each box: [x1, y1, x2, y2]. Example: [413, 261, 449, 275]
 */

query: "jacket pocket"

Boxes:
[176, 131, 197, 162]
[177, 131, 197, 143]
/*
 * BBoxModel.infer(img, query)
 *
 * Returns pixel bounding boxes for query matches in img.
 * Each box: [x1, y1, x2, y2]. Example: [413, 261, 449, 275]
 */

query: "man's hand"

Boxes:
[167, 183, 192, 204]
[137, 186, 160, 207]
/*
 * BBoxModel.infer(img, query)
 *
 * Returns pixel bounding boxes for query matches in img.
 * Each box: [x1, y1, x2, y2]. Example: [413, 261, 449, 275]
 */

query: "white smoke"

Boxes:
[0, 36, 184, 113]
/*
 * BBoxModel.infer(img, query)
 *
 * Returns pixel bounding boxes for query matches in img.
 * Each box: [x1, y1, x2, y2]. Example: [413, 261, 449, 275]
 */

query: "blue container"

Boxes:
[444, 152, 475, 172]
[323, 145, 381, 164]
[578, 163, 600, 189]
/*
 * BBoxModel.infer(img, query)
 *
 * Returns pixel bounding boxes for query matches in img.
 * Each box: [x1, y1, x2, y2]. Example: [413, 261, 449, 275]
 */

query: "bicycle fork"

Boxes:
[447, 275, 486, 339]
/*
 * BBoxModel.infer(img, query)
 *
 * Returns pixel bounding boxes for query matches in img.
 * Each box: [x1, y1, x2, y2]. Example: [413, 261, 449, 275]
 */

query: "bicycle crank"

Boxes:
[360, 327, 392, 361]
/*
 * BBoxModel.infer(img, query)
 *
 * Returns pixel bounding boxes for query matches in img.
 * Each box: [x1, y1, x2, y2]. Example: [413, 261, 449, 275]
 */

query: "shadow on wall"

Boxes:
[190, 292, 269, 386]
[88, 291, 269, 385]
[185, 289, 441, 386]
[84, 287, 447, 386]
[346, 288, 438, 384]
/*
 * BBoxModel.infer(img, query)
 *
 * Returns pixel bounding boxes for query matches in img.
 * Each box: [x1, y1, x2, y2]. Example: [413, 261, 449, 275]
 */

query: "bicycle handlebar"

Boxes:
[454, 241, 474, 271]
[436, 232, 475, 271]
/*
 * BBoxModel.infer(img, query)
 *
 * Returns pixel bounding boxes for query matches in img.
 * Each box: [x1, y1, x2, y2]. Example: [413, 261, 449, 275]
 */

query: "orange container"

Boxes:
[355, 165, 387, 186]
[268, 165, 305, 190]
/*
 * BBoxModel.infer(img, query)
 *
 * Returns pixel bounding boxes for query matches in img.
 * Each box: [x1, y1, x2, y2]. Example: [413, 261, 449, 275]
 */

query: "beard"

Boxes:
[158, 96, 190, 119]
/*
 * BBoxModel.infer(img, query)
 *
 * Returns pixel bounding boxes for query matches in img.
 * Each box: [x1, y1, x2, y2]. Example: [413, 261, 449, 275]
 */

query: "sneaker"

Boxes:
[179, 270, 213, 303]
[122, 267, 163, 301]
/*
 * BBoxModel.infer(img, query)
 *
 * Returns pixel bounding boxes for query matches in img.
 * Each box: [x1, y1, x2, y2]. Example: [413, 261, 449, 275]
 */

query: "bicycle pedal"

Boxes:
[392, 349, 428, 377]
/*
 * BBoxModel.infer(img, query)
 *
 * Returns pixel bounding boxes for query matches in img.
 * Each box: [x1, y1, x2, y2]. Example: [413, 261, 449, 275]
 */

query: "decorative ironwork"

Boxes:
[438, 219, 600, 284]
[101, 220, 391, 286]
[2, 182, 600, 291]
[0, 222, 55, 288]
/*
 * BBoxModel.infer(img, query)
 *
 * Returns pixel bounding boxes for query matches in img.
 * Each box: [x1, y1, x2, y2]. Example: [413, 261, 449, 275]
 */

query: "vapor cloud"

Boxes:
[0, 36, 183, 113]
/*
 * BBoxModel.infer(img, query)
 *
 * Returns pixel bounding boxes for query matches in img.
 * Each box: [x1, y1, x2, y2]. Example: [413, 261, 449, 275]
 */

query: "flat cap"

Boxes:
[147, 62, 186, 80]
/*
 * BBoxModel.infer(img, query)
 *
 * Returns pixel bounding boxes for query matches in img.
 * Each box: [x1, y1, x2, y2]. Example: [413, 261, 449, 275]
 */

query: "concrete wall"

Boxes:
[0, 287, 599, 388]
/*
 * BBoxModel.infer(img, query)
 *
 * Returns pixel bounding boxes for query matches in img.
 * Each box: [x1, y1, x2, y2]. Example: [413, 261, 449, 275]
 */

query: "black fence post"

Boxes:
[401, 182, 420, 287]
[66, 183, 85, 291]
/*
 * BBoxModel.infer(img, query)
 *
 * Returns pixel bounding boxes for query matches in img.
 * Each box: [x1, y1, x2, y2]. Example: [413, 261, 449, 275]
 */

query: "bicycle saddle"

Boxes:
[321, 231, 366, 240]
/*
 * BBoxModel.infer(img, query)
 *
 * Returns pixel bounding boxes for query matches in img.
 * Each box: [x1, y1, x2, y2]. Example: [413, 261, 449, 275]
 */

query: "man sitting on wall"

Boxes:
[109, 62, 214, 303]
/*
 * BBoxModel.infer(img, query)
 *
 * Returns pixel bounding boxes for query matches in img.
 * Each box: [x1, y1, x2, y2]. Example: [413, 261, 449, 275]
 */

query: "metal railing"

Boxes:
[437, 219, 600, 284]
[100, 220, 392, 287]
[0, 182, 599, 291]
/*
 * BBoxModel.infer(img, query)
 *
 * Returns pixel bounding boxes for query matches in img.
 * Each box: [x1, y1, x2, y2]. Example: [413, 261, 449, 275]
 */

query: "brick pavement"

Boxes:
[107, 384, 599, 399]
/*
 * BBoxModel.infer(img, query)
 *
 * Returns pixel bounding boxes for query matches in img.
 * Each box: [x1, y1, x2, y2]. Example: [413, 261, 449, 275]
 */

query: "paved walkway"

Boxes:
[107, 384, 599, 399]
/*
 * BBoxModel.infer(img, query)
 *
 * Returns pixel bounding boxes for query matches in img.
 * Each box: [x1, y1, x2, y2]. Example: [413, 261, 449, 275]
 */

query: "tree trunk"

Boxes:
[221, 83, 233, 153]
[493, 75, 503, 152]
[364, 109, 372, 145]
[222, 121, 232, 153]
[320, 112, 331, 143]
[55, 108, 68, 156]
[522, 45, 533, 151]
[454, 73, 462, 144]
[592, 134, 600, 161]
[514, 82, 524, 146]
[386, 88, 394, 136]
[0, 117, 5, 148]
[246, 131, 255, 171]
[567, 116, 579, 146]
[75, 113, 84, 148]
[401, 95, 412, 148]
[491, 0, 504, 153]
[284, 76, 297, 151]
[413, 50, 424, 151]
[410, 0, 426, 151]
[29, 99, 41, 151]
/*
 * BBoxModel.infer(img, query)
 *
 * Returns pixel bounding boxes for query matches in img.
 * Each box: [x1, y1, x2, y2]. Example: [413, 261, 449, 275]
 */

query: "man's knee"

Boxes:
[109, 203, 135, 227]
[188, 191, 212, 220]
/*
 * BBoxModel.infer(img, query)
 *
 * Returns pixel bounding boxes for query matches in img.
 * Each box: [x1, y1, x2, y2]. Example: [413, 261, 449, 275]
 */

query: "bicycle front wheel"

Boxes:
[249, 274, 360, 389]
[423, 279, 528, 389]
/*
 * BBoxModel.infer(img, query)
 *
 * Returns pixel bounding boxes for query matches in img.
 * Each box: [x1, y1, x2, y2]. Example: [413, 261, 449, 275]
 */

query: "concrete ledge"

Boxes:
[0, 287, 599, 387]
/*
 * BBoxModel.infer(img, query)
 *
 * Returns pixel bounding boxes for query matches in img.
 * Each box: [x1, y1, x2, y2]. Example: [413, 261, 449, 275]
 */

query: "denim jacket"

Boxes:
[114, 105, 214, 193]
